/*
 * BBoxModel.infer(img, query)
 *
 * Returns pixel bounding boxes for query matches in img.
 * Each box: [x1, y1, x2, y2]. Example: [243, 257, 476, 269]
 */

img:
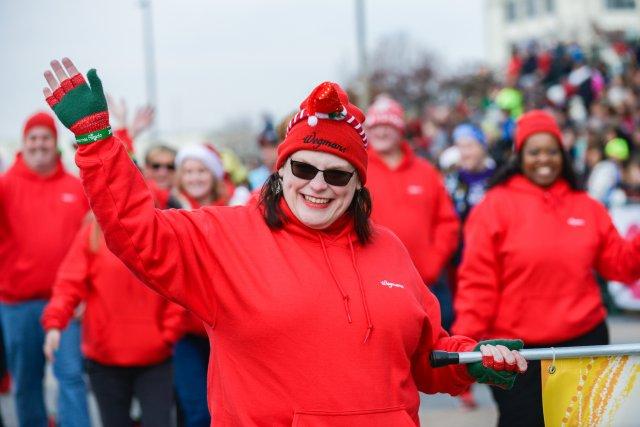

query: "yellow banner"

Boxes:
[541, 356, 640, 426]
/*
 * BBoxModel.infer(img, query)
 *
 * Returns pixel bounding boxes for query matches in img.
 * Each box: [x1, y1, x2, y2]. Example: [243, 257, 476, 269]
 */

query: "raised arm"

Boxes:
[42, 58, 218, 325]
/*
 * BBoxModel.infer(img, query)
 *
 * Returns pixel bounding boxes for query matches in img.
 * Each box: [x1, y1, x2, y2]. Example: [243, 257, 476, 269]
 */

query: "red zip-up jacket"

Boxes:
[367, 142, 460, 285]
[75, 135, 476, 426]
[0, 154, 88, 303]
[42, 220, 183, 366]
[452, 175, 640, 344]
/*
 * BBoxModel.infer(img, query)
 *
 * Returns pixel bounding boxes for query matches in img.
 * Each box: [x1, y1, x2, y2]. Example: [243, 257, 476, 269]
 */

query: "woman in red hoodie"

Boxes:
[41, 216, 183, 427]
[42, 58, 527, 427]
[452, 110, 640, 427]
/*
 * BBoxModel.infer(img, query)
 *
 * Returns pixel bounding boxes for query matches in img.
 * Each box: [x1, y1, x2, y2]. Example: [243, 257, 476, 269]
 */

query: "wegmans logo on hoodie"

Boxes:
[379, 280, 405, 289]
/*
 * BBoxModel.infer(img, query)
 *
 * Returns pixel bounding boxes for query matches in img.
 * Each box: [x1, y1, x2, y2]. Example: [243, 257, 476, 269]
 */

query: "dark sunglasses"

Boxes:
[290, 159, 355, 187]
[149, 162, 175, 171]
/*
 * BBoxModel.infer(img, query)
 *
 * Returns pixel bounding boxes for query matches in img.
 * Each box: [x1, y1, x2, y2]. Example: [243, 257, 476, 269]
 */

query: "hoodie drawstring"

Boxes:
[318, 233, 374, 344]
[319, 235, 352, 324]
[348, 235, 374, 344]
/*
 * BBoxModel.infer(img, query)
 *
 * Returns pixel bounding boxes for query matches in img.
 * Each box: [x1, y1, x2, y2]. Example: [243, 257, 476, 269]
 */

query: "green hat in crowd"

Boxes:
[605, 138, 630, 162]
[495, 88, 524, 119]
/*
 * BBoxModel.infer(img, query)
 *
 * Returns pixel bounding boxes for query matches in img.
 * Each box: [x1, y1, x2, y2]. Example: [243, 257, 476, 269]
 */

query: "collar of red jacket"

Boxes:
[177, 190, 227, 210]
[367, 140, 415, 172]
[277, 197, 357, 246]
[9, 152, 65, 181]
[506, 174, 571, 198]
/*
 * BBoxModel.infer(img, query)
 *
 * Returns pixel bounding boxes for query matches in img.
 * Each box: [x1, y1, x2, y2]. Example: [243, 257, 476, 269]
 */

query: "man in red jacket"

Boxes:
[366, 96, 460, 329]
[0, 112, 90, 427]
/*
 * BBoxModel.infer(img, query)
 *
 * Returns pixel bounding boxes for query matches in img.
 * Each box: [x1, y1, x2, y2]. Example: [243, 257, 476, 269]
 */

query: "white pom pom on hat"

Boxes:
[307, 115, 319, 127]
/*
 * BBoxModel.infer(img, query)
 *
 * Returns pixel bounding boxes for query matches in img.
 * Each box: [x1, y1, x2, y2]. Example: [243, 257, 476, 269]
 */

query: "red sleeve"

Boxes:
[161, 302, 187, 345]
[0, 175, 8, 243]
[41, 223, 91, 330]
[113, 128, 135, 155]
[412, 284, 476, 395]
[74, 136, 219, 326]
[594, 203, 640, 283]
[423, 173, 460, 283]
[451, 198, 501, 340]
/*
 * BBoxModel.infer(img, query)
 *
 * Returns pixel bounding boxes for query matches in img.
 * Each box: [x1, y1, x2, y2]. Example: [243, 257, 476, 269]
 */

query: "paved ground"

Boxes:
[0, 314, 638, 426]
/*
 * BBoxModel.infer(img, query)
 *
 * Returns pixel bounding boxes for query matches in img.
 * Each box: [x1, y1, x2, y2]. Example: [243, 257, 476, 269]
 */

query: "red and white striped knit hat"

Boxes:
[276, 82, 369, 183]
[365, 95, 405, 133]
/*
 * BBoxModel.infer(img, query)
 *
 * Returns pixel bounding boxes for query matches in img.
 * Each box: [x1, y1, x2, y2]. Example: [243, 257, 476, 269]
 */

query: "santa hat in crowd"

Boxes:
[365, 95, 405, 133]
[175, 143, 225, 179]
[276, 81, 369, 183]
[23, 112, 57, 141]
[514, 110, 563, 152]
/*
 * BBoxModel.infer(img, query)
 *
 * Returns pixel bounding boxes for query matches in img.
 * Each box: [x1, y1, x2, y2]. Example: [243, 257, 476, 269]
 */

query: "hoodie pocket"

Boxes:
[292, 407, 416, 427]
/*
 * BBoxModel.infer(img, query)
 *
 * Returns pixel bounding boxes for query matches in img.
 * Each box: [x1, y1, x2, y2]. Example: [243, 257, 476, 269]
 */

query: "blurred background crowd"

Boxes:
[2, 1, 640, 426]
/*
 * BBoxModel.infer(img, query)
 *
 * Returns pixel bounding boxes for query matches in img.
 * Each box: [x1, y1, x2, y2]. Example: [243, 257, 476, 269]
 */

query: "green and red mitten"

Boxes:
[467, 339, 524, 390]
[46, 69, 111, 145]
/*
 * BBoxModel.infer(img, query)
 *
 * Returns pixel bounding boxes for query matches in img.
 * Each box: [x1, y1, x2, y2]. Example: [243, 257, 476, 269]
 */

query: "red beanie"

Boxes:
[365, 95, 405, 133]
[514, 110, 562, 152]
[276, 82, 368, 183]
[23, 112, 57, 141]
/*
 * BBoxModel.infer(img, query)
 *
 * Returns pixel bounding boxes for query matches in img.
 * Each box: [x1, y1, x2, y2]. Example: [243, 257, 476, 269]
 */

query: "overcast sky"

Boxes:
[0, 0, 484, 141]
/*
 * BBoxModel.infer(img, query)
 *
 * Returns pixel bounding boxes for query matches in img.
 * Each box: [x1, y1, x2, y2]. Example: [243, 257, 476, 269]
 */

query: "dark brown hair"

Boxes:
[259, 172, 373, 244]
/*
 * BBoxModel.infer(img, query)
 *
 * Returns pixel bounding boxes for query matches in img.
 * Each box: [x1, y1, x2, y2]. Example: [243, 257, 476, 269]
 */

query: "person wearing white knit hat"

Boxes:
[173, 144, 226, 209]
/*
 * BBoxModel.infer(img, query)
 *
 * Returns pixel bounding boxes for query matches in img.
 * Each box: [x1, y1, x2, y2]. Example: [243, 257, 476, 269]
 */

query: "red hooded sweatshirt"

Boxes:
[452, 175, 640, 345]
[0, 154, 88, 303]
[42, 220, 183, 366]
[75, 136, 476, 426]
[172, 192, 228, 337]
[367, 142, 460, 285]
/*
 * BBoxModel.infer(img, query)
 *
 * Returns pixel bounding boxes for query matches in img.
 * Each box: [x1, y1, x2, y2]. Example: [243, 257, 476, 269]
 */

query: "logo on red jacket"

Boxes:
[407, 185, 424, 195]
[567, 217, 586, 227]
[379, 280, 405, 289]
[60, 193, 78, 203]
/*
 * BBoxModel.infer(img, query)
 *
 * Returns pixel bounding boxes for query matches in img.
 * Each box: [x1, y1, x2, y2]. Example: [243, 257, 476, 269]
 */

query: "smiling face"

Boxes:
[521, 133, 563, 188]
[280, 150, 360, 230]
[145, 149, 176, 190]
[456, 136, 487, 172]
[368, 124, 403, 154]
[22, 126, 58, 175]
[178, 158, 216, 203]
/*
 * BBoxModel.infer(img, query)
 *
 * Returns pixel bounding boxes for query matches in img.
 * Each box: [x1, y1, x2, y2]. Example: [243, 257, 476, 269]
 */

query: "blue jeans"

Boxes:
[174, 334, 210, 427]
[0, 300, 90, 427]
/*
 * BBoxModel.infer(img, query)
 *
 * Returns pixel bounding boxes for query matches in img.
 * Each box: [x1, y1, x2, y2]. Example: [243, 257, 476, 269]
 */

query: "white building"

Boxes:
[486, 0, 640, 65]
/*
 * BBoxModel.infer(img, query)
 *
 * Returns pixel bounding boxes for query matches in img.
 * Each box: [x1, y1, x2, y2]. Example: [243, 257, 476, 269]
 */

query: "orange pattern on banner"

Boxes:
[541, 356, 640, 427]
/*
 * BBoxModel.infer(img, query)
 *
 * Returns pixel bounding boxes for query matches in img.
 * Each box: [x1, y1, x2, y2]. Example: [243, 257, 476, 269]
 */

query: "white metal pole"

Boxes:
[431, 343, 640, 367]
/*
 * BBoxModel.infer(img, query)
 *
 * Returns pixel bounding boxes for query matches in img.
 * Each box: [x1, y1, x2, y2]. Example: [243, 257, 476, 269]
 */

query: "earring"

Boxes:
[272, 176, 283, 195]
